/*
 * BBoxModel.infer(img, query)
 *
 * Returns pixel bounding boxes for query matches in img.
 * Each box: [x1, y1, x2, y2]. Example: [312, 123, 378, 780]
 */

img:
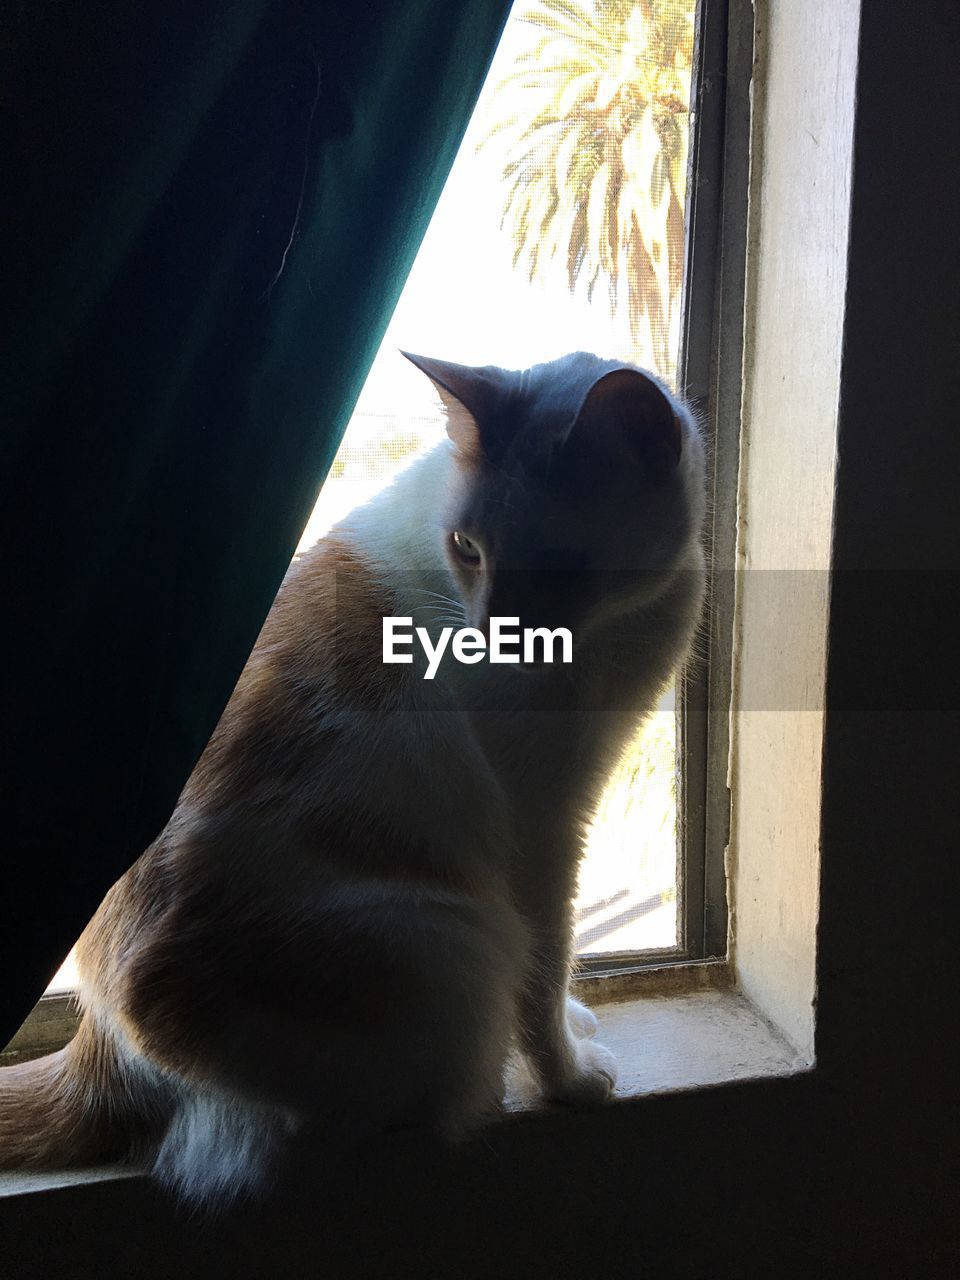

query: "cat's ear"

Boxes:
[401, 352, 499, 459]
[570, 368, 682, 480]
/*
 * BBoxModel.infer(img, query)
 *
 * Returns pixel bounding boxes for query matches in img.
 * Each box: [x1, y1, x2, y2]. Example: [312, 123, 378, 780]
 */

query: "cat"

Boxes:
[0, 350, 706, 1209]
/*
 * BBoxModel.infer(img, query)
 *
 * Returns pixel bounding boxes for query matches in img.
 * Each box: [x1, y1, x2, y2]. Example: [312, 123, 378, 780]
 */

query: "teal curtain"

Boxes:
[1, 0, 513, 1044]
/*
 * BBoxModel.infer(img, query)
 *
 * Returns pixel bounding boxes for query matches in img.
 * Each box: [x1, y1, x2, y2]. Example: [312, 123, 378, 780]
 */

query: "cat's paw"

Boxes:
[549, 1039, 618, 1106]
[566, 995, 599, 1039]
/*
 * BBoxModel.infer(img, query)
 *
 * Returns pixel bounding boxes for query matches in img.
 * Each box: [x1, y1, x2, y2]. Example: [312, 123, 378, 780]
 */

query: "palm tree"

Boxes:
[481, 0, 695, 381]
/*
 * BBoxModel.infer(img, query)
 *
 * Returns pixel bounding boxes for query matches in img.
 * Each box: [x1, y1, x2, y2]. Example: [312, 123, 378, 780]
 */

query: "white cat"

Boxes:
[0, 351, 705, 1210]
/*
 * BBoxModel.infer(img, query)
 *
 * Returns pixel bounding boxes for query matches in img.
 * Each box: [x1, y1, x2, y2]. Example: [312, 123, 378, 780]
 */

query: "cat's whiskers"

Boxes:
[412, 588, 465, 610]
[411, 604, 468, 631]
[410, 588, 468, 631]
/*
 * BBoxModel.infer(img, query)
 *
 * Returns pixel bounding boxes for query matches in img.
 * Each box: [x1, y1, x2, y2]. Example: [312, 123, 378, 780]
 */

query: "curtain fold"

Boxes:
[1, 0, 513, 1044]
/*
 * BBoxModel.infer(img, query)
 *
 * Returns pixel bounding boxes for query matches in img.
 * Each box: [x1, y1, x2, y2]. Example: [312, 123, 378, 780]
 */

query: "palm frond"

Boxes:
[481, 0, 697, 378]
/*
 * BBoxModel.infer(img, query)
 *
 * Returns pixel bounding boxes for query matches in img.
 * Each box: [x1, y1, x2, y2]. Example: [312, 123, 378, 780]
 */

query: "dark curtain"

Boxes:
[1, 0, 513, 1044]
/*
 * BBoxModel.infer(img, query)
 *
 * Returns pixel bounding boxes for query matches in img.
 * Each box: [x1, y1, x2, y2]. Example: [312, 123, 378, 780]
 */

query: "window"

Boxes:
[7, 16, 861, 1238]
[12, 0, 744, 1050]
[294, 0, 738, 972]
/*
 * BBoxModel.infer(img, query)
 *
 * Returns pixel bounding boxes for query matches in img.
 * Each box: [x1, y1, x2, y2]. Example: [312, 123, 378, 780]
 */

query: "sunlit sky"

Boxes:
[347, 10, 639, 433]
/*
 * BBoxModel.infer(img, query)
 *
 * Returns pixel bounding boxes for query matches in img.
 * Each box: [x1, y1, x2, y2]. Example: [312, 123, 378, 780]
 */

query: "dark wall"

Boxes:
[811, 0, 960, 1265]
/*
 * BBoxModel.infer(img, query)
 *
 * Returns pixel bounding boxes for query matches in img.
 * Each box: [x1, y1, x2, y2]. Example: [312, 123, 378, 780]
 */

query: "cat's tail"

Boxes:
[0, 1014, 297, 1206]
[0, 1015, 159, 1171]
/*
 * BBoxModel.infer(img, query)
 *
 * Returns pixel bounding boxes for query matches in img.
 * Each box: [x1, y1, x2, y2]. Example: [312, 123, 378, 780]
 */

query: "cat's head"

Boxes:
[403, 350, 705, 647]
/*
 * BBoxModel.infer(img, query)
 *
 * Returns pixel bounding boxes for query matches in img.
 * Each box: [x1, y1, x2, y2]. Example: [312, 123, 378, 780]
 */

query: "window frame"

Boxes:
[577, 0, 751, 975]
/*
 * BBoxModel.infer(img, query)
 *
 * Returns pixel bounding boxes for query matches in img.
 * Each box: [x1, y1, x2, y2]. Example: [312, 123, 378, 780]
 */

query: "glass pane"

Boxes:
[301, 0, 696, 959]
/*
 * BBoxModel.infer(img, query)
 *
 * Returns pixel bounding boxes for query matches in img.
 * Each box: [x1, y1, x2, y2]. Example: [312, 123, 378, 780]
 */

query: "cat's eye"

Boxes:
[451, 531, 482, 564]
